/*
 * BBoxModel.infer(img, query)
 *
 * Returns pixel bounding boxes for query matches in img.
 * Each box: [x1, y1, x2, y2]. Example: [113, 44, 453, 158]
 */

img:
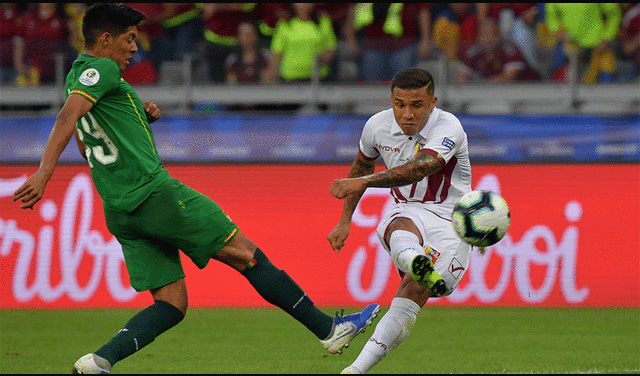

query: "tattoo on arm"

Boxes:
[364, 151, 442, 188]
[341, 155, 376, 221]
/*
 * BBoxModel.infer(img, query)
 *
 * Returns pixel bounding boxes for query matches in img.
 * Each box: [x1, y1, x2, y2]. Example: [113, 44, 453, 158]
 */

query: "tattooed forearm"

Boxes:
[364, 151, 442, 189]
[348, 157, 376, 179]
[340, 155, 376, 221]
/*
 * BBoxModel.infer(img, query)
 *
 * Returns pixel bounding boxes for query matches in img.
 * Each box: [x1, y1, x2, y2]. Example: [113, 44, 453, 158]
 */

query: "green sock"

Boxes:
[95, 300, 184, 366]
[241, 248, 334, 340]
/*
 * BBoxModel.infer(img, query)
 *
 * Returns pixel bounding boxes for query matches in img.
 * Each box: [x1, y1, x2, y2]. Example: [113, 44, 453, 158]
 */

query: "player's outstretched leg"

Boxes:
[73, 353, 111, 374]
[320, 303, 381, 354]
[240, 248, 380, 353]
[340, 297, 420, 374]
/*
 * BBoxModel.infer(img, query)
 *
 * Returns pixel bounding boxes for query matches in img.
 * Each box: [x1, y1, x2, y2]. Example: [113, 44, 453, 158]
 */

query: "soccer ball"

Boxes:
[452, 190, 511, 247]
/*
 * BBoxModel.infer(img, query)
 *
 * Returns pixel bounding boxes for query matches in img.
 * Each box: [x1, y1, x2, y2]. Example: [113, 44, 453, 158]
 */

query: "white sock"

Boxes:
[349, 297, 421, 374]
[388, 230, 423, 274]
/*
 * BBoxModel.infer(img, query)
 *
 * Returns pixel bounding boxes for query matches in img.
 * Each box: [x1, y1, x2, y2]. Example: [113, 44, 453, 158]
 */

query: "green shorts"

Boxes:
[104, 176, 239, 292]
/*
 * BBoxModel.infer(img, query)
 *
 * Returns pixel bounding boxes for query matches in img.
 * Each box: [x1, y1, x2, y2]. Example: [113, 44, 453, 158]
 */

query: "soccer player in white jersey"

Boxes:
[328, 68, 473, 374]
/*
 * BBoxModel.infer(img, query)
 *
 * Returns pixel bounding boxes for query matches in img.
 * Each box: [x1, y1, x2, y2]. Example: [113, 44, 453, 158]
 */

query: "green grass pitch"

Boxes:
[1, 307, 638, 374]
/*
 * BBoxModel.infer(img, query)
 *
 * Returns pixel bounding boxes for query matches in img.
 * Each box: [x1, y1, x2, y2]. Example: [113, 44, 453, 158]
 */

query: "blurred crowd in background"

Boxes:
[1, 3, 639, 88]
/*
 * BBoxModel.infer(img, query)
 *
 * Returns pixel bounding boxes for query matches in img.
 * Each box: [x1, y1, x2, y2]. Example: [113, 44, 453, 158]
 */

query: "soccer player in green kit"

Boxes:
[11, 4, 379, 374]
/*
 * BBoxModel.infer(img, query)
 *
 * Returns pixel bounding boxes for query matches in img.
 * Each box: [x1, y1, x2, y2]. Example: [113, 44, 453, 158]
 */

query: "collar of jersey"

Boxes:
[390, 107, 441, 139]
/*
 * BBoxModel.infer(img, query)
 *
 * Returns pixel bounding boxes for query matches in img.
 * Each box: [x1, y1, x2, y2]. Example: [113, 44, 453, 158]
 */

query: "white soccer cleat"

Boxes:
[320, 303, 380, 354]
[73, 353, 111, 374]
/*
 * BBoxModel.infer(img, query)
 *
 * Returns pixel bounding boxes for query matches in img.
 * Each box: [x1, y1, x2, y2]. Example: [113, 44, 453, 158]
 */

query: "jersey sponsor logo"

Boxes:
[376, 143, 401, 153]
[79, 68, 100, 86]
[442, 137, 455, 150]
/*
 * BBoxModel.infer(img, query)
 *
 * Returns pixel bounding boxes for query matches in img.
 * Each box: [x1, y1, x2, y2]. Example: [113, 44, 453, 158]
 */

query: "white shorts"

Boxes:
[376, 203, 473, 296]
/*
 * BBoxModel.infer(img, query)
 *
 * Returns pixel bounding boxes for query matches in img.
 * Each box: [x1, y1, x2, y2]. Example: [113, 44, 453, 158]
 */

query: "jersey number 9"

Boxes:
[77, 111, 119, 167]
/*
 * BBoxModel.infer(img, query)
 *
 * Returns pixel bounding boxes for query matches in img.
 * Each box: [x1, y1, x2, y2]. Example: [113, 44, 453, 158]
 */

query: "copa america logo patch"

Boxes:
[79, 68, 100, 86]
[441, 137, 455, 150]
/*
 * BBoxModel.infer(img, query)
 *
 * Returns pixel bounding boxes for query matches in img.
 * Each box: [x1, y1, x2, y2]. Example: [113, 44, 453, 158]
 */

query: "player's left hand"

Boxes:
[143, 100, 160, 123]
[330, 178, 367, 199]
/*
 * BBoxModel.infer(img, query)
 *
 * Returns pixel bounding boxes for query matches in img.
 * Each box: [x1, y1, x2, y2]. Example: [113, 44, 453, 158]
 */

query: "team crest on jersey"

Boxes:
[79, 68, 100, 86]
[425, 246, 441, 264]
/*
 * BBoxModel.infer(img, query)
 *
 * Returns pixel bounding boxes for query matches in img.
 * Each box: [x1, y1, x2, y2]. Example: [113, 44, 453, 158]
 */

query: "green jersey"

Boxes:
[545, 3, 621, 48]
[271, 15, 336, 80]
[65, 54, 169, 213]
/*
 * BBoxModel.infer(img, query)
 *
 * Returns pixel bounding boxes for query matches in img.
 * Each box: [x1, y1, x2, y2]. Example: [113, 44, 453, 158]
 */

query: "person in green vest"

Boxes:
[342, 3, 433, 82]
[10, 4, 381, 373]
[271, 3, 337, 82]
[156, 4, 204, 63]
[545, 3, 622, 83]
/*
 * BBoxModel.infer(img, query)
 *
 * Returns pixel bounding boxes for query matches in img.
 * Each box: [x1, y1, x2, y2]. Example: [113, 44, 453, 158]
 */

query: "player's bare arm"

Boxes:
[12, 94, 93, 209]
[341, 153, 377, 219]
[74, 127, 87, 161]
[330, 150, 442, 200]
[328, 152, 376, 252]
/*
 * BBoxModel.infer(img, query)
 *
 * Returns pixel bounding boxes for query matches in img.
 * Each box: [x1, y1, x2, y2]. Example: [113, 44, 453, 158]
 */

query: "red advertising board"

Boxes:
[1, 164, 638, 308]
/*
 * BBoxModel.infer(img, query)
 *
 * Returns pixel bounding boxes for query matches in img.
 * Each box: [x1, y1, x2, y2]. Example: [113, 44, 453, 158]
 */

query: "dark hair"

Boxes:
[391, 68, 435, 96]
[82, 3, 147, 48]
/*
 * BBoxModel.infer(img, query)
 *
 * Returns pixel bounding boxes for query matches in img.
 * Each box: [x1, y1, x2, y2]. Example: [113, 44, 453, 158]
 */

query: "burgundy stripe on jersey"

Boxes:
[391, 156, 457, 204]
[422, 148, 446, 166]
[358, 148, 379, 161]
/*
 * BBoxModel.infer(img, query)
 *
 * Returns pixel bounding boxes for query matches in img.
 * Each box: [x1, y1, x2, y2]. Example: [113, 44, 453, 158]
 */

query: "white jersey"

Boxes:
[359, 107, 472, 219]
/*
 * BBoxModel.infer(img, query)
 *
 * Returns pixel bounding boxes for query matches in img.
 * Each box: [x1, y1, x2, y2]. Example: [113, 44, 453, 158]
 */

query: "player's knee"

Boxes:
[385, 218, 422, 246]
[216, 231, 259, 272]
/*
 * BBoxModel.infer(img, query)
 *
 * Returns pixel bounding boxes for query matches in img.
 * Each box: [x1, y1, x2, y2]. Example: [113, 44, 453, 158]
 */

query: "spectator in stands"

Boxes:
[255, 3, 290, 47]
[342, 3, 432, 82]
[316, 3, 352, 82]
[430, 3, 478, 62]
[0, 3, 21, 85]
[201, 3, 260, 83]
[64, 3, 87, 57]
[456, 18, 540, 83]
[317, 3, 352, 42]
[620, 3, 640, 81]
[271, 3, 336, 83]
[476, 3, 541, 74]
[13, 3, 68, 86]
[155, 4, 204, 63]
[225, 20, 276, 84]
[545, 3, 621, 84]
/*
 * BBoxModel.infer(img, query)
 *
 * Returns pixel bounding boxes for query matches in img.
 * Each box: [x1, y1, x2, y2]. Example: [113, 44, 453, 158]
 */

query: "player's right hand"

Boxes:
[12, 169, 52, 210]
[328, 222, 350, 253]
[330, 178, 367, 199]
